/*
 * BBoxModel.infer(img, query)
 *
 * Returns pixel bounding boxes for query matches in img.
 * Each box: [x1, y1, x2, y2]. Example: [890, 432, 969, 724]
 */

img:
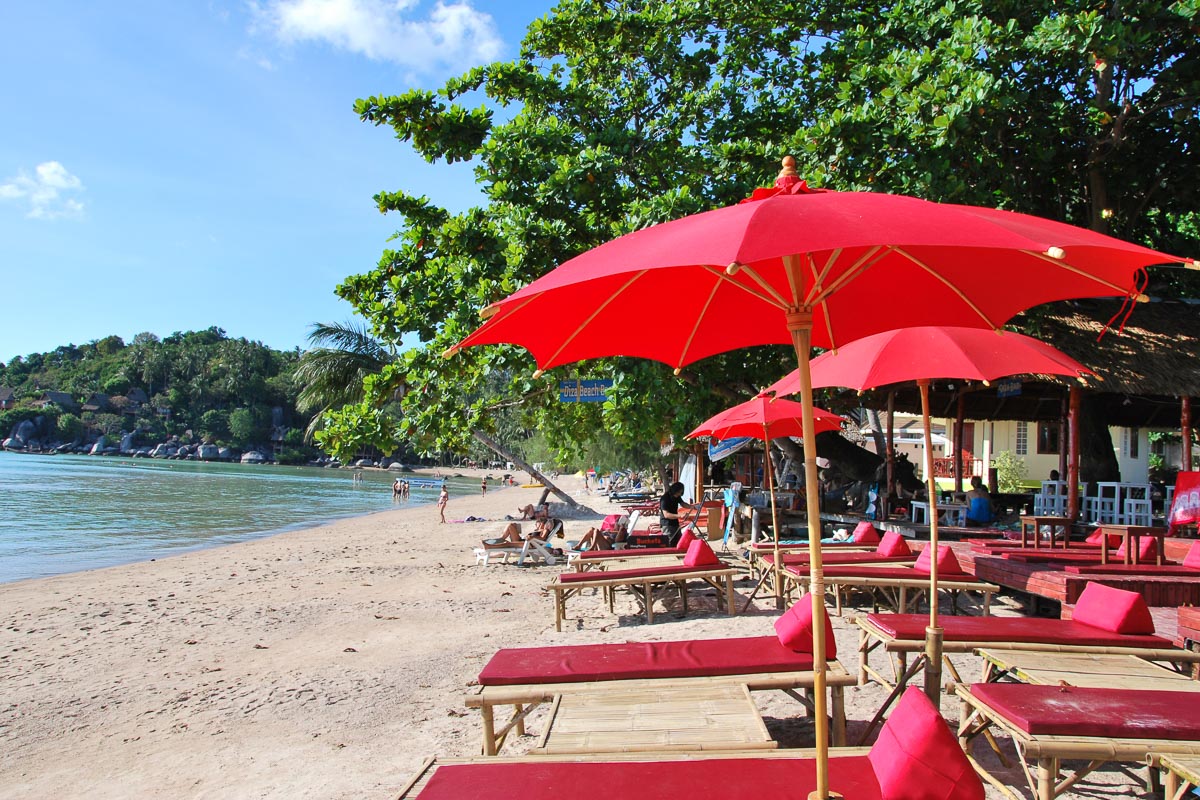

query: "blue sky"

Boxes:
[0, 0, 555, 363]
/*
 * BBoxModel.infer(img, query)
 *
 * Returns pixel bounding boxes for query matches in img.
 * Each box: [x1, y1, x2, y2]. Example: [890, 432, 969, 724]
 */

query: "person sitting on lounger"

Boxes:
[965, 476, 994, 527]
[571, 520, 628, 552]
[482, 522, 526, 549]
[516, 503, 548, 521]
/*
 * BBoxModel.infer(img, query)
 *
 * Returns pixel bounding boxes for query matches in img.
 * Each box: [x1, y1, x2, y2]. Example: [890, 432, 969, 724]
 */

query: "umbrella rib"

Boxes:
[539, 270, 648, 367]
[678, 280, 723, 367]
[700, 265, 789, 309]
[1025, 250, 1134, 294]
[892, 248, 1000, 328]
[734, 264, 792, 307]
[806, 246, 888, 305]
[803, 250, 840, 304]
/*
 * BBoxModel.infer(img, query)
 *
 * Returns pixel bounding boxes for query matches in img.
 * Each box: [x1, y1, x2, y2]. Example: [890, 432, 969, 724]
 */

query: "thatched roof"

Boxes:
[836, 299, 1200, 428]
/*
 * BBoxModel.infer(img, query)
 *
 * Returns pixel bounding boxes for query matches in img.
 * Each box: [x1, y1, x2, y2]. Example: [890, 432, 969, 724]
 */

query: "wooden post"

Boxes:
[920, 379, 944, 707]
[954, 392, 966, 493]
[1067, 387, 1081, 520]
[1184, 396, 1194, 473]
[765, 425, 784, 609]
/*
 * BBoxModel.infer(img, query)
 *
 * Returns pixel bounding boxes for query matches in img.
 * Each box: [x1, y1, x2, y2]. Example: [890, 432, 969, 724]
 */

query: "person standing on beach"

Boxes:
[659, 481, 697, 546]
[481, 476, 488, 497]
[392, 478, 402, 499]
[438, 485, 449, 523]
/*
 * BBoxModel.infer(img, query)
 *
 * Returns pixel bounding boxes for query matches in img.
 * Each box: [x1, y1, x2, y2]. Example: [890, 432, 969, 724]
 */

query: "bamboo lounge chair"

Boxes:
[547, 539, 738, 631]
[397, 687, 985, 800]
[956, 682, 1200, 800]
[468, 596, 853, 755]
[781, 545, 999, 616]
[566, 527, 704, 571]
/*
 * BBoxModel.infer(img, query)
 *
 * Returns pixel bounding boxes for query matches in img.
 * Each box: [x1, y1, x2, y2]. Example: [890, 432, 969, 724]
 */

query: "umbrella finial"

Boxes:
[532, 369, 544, 379]
[775, 156, 800, 190]
[442, 346, 459, 359]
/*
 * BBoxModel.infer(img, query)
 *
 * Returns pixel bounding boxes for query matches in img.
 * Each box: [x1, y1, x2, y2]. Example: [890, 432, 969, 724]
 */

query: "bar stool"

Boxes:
[911, 501, 930, 525]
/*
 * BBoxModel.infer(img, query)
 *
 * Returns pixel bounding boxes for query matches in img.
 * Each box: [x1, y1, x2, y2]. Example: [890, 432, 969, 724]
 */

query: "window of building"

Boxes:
[1036, 422, 1060, 455]
[1129, 428, 1139, 459]
[1015, 421, 1028, 456]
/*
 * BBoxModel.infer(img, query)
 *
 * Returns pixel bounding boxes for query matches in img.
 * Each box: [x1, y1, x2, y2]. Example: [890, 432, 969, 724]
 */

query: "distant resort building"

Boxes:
[81, 393, 112, 413]
[0, 386, 14, 410]
[32, 391, 79, 412]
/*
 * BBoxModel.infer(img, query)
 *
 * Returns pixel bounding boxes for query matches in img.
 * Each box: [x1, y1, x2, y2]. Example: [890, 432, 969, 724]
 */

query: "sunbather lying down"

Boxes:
[482, 519, 558, 549]
[567, 525, 627, 552]
[515, 503, 548, 521]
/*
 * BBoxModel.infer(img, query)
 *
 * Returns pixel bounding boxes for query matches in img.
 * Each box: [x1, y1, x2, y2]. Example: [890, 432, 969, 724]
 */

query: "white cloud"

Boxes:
[0, 161, 86, 220]
[256, 0, 503, 70]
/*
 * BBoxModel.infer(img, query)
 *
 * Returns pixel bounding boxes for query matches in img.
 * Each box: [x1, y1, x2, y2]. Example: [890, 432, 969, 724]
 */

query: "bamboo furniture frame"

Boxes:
[955, 683, 1200, 800]
[547, 566, 739, 631]
[1150, 753, 1200, 800]
[975, 648, 1200, 692]
[781, 566, 997, 616]
[466, 662, 856, 755]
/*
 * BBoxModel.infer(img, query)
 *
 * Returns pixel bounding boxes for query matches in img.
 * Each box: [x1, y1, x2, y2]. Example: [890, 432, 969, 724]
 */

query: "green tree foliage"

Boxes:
[228, 407, 267, 448]
[55, 413, 84, 443]
[293, 321, 395, 439]
[333, 0, 1197, 461]
[0, 327, 310, 444]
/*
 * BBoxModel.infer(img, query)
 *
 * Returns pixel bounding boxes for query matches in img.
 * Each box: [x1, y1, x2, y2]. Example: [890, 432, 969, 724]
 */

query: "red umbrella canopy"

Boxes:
[454, 178, 1184, 371]
[765, 326, 1096, 394]
[686, 393, 845, 441]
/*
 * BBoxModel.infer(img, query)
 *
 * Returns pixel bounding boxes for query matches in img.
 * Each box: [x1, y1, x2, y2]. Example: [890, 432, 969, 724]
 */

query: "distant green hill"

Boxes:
[0, 328, 315, 458]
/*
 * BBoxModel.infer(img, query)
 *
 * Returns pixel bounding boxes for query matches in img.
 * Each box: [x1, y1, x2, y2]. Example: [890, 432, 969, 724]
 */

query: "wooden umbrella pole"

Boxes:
[919, 379, 944, 706]
[765, 424, 784, 609]
[787, 305, 836, 800]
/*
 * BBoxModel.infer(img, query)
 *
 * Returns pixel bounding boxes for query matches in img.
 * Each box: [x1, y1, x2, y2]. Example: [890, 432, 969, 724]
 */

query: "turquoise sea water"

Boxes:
[0, 452, 478, 584]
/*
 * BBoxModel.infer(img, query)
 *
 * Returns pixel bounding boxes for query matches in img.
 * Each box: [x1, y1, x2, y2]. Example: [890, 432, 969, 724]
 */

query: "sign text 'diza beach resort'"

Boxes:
[559, 379, 612, 403]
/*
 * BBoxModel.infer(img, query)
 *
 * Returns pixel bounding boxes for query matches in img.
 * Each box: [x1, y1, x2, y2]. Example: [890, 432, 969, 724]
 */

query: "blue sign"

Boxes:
[559, 379, 613, 403]
[996, 379, 1022, 398]
[708, 437, 753, 462]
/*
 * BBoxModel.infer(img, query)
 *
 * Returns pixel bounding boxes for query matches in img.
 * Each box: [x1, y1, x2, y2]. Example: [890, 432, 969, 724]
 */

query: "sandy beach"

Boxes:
[0, 469, 1143, 799]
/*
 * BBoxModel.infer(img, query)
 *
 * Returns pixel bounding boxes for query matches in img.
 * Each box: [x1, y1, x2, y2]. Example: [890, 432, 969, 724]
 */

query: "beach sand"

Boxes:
[0, 469, 1142, 799]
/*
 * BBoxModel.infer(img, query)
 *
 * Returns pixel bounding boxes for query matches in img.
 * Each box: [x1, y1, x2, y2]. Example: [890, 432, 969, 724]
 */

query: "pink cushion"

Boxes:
[558, 564, 724, 583]
[868, 687, 984, 800]
[768, 552, 916, 567]
[675, 528, 699, 552]
[1185, 541, 1200, 569]
[600, 514, 624, 532]
[417, 755, 883, 800]
[877, 531, 912, 557]
[1114, 535, 1158, 563]
[478, 635, 818, 685]
[970, 683, 1200, 739]
[1071, 582, 1156, 634]
[773, 594, 837, 658]
[853, 522, 882, 544]
[913, 545, 966, 576]
[683, 539, 721, 567]
[864, 613, 1171, 649]
[578, 546, 679, 559]
[1085, 529, 1122, 548]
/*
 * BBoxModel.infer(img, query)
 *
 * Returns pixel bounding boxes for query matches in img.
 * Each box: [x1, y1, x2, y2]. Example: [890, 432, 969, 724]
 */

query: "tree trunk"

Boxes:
[1077, 396, 1120, 483]
[470, 429, 578, 507]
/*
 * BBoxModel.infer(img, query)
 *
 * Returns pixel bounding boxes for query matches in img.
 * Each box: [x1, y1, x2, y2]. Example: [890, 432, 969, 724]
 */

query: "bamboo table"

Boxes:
[531, 682, 775, 755]
[975, 648, 1200, 692]
[1151, 753, 1200, 800]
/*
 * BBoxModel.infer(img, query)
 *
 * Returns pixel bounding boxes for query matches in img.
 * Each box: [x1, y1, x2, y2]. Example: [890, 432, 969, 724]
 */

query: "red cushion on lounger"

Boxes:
[1186, 541, 1200, 569]
[1085, 529, 1122, 548]
[869, 687, 984, 800]
[877, 531, 912, 557]
[770, 552, 916, 567]
[578, 546, 679, 559]
[853, 522, 882, 544]
[863, 613, 1171, 649]
[774, 594, 837, 658]
[478, 635, 818, 685]
[809, 565, 934, 580]
[675, 527, 699, 552]
[970, 683, 1200, 739]
[558, 564, 724, 583]
[913, 545, 966, 576]
[417, 755, 883, 800]
[683, 539, 721, 567]
[1114, 535, 1158, 563]
[1072, 582, 1155, 635]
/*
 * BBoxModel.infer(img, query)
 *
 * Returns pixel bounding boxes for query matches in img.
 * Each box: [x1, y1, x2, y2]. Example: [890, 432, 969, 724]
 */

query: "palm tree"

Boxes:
[294, 321, 394, 439]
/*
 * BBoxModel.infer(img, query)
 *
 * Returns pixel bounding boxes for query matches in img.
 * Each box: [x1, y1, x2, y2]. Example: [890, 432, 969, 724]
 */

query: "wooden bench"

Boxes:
[547, 564, 739, 631]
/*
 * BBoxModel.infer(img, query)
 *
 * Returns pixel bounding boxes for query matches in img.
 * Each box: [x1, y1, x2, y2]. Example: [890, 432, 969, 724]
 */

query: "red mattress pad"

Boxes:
[761, 553, 915, 566]
[865, 613, 1171, 649]
[417, 755, 881, 800]
[558, 564, 726, 583]
[477, 635, 817, 686]
[970, 683, 1200, 740]
[577, 546, 680, 559]
[788, 565, 967, 580]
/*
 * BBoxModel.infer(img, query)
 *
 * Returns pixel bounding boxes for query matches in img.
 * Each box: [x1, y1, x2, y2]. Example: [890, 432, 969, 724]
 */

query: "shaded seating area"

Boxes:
[400, 687, 985, 800]
[547, 540, 738, 630]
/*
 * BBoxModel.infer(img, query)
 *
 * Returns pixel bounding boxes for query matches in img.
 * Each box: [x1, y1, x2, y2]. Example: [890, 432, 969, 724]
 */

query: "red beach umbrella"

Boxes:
[766, 325, 1095, 701]
[686, 393, 845, 608]
[451, 158, 1187, 797]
